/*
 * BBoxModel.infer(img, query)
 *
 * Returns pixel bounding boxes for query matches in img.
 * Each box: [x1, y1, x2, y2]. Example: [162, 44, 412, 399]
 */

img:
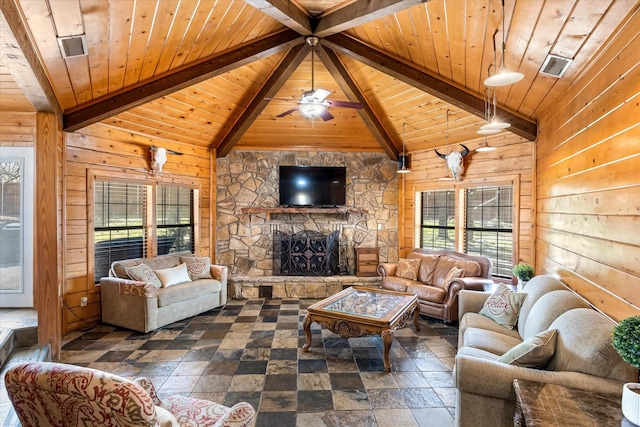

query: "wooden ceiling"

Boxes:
[1, 0, 637, 158]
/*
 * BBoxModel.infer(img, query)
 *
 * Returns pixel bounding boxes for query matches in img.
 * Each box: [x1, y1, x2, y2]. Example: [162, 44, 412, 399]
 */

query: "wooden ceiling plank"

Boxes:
[137, 0, 180, 81]
[464, 0, 491, 93]
[446, 0, 467, 86]
[317, 45, 399, 159]
[244, 0, 313, 36]
[424, 0, 452, 81]
[80, 0, 110, 99]
[107, 0, 134, 93]
[123, 0, 160, 87]
[0, 0, 61, 114]
[314, 0, 428, 37]
[63, 29, 305, 132]
[323, 32, 537, 141]
[167, 1, 219, 71]
[408, 3, 439, 73]
[151, 1, 196, 76]
[215, 43, 310, 157]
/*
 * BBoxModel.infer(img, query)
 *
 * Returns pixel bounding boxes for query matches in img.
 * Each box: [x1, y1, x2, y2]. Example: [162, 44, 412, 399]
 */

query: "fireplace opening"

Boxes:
[273, 230, 340, 276]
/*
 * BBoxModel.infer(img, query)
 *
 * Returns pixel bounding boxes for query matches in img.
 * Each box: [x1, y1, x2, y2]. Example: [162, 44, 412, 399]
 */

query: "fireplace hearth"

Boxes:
[273, 230, 340, 276]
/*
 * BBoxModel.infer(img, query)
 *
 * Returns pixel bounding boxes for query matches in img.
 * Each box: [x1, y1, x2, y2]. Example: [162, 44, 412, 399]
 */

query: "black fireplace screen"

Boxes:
[273, 230, 340, 276]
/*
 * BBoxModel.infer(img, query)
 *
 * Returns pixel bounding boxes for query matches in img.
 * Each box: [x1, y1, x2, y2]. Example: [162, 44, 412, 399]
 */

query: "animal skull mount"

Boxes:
[435, 144, 470, 181]
[149, 146, 182, 176]
[150, 147, 167, 176]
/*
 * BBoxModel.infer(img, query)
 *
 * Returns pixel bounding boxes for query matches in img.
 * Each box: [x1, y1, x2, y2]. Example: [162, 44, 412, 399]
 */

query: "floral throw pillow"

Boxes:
[396, 258, 422, 281]
[479, 283, 527, 329]
[125, 263, 162, 289]
[179, 256, 213, 280]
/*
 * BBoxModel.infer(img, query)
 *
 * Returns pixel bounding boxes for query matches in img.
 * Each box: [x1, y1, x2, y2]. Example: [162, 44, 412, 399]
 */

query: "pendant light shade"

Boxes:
[477, 128, 501, 135]
[476, 136, 496, 152]
[484, 70, 524, 87]
[484, 1, 523, 87]
[480, 119, 511, 131]
[397, 122, 411, 174]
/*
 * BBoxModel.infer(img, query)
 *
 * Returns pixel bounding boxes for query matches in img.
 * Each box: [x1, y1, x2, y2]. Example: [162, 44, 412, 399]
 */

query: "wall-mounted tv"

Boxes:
[279, 166, 346, 207]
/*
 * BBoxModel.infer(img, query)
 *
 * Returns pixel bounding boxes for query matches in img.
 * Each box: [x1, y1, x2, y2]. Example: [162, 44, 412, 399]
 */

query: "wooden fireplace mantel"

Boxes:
[241, 207, 368, 216]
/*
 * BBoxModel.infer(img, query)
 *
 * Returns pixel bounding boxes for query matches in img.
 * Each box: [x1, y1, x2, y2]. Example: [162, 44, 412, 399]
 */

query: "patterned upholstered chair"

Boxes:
[4, 362, 256, 427]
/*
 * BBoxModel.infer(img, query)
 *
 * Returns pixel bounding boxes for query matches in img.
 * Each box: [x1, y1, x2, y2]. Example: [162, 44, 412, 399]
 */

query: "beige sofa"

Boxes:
[100, 251, 227, 333]
[454, 275, 638, 427]
[378, 249, 493, 322]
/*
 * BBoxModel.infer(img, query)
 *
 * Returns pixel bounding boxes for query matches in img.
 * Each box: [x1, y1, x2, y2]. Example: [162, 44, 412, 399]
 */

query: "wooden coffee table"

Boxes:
[302, 286, 420, 372]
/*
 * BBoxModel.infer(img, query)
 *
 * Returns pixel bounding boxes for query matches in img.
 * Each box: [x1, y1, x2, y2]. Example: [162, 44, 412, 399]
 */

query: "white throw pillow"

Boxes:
[479, 283, 527, 329]
[497, 329, 558, 368]
[154, 263, 191, 288]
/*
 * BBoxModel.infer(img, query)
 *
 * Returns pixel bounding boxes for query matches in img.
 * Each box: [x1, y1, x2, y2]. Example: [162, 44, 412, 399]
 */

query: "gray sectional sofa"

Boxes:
[454, 275, 638, 427]
[100, 251, 227, 333]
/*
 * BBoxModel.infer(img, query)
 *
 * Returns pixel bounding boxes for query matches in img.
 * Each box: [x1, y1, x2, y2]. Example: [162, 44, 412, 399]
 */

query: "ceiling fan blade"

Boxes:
[265, 97, 296, 101]
[276, 106, 299, 118]
[328, 100, 363, 109]
[311, 88, 332, 101]
[319, 109, 334, 121]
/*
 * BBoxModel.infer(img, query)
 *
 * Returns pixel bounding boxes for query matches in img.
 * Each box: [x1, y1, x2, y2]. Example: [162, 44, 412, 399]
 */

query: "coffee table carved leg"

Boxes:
[413, 304, 420, 331]
[302, 314, 312, 351]
[381, 329, 393, 372]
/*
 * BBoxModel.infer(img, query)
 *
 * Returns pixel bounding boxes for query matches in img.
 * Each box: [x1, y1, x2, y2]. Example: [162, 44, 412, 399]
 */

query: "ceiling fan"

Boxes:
[267, 37, 363, 121]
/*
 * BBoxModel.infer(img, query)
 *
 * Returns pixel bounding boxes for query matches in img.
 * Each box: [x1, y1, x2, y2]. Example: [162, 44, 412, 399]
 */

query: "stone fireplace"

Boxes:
[273, 229, 340, 276]
[216, 151, 399, 298]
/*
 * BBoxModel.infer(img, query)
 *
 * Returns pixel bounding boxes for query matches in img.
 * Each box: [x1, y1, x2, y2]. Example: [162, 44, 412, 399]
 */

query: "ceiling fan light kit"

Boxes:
[299, 103, 326, 118]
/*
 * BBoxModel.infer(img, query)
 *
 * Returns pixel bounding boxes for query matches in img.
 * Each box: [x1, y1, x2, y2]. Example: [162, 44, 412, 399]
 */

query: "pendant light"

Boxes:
[397, 122, 411, 174]
[484, 0, 523, 87]
[477, 88, 504, 135]
[480, 88, 510, 131]
[476, 135, 496, 152]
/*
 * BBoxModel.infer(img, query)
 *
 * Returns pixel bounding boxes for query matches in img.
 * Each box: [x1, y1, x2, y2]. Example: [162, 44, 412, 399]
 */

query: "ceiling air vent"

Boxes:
[539, 54, 573, 78]
[57, 35, 88, 58]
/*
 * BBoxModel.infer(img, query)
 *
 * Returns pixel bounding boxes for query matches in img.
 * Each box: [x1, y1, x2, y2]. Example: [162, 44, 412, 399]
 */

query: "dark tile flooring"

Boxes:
[55, 299, 457, 426]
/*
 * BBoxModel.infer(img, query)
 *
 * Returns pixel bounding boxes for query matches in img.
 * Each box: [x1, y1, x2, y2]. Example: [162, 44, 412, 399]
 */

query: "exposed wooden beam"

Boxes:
[316, 45, 399, 160]
[314, 0, 428, 37]
[244, 0, 313, 35]
[215, 43, 310, 157]
[64, 29, 305, 132]
[0, 0, 61, 116]
[322, 33, 537, 141]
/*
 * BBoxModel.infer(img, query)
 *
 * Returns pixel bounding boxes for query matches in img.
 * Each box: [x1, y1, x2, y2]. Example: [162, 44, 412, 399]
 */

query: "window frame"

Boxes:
[88, 170, 200, 285]
[413, 176, 520, 279]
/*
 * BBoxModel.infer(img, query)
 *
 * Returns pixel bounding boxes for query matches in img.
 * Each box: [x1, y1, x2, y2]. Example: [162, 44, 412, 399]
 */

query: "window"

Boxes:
[418, 184, 515, 279]
[94, 182, 147, 281]
[157, 185, 194, 254]
[93, 180, 195, 282]
[465, 186, 513, 278]
[420, 190, 455, 250]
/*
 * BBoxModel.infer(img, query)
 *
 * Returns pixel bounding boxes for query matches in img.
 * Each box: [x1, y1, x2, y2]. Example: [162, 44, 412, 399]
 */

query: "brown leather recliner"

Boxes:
[378, 248, 493, 323]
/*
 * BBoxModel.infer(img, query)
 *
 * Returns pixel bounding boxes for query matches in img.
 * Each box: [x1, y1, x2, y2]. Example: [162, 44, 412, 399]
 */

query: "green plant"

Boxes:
[512, 263, 534, 281]
[612, 315, 640, 369]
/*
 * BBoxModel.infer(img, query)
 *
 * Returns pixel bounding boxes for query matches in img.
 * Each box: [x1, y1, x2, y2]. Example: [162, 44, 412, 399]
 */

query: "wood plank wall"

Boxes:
[0, 112, 35, 146]
[63, 123, 213, 333]
[536, 8, 640, 322]
[399, 132, 535, 274]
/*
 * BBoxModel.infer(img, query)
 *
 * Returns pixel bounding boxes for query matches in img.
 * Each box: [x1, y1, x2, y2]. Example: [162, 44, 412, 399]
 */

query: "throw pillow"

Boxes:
[125, 263, 162, 289]
[497, 329, 558, 368]
[180, 256, 213, 280]
[442, 266, 465, 291]
[396, 258, 422, 281]
[155, 406, 180, 427]
[154, 263, 191, 288]
[479, 283, 527, 329]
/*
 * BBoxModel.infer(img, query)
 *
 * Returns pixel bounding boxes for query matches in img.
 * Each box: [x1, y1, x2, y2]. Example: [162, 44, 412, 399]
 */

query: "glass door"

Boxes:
[0, 147, 34, 307]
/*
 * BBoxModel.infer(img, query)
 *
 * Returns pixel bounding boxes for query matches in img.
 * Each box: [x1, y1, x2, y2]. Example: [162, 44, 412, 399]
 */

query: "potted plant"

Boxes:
[512, 263, 534, 290]
[612, 315, 640, 425]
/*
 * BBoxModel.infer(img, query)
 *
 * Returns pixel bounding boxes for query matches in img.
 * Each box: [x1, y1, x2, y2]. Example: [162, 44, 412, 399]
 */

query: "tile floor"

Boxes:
[3, 299, 458, 427]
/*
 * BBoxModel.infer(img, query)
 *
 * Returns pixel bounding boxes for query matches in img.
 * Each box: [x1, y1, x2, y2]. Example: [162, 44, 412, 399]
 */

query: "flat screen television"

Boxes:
[279, 166, 346, 207]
